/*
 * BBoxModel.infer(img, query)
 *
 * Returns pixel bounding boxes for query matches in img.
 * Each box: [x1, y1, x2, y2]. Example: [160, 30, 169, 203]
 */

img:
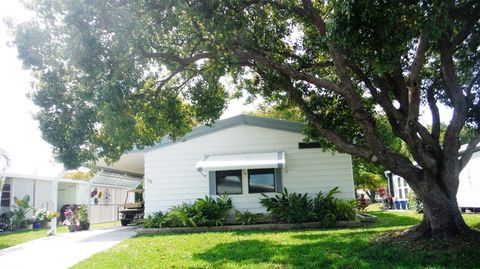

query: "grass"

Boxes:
[72, 211, 480, 269]
[0, 221, 120, 250]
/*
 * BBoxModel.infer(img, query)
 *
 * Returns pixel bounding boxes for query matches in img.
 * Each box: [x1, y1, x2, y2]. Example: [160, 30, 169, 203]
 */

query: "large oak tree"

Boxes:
[12, 0, 480, 239]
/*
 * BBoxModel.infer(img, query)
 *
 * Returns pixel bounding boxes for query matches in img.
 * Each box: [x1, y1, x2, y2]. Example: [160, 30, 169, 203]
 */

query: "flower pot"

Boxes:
[33, 222, 42, 229]
[80, 222, 90, 231]
[68, 224, 80, 232]
[26, 224, 33, 230]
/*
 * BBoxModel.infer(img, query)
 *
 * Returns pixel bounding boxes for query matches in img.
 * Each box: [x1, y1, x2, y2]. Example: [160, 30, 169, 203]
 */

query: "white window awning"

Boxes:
[195, 152, 286, 172]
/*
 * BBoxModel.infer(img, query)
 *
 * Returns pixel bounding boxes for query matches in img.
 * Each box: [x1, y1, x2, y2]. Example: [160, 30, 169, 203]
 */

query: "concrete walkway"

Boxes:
[0, 226, 137, 269]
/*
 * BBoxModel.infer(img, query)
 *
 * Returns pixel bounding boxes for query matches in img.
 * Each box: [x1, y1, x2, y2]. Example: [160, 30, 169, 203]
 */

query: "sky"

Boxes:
[0, 1, 453, 178]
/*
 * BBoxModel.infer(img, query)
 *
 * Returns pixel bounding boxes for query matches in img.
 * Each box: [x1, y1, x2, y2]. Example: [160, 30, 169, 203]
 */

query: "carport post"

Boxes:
[49, 169, 65, 236]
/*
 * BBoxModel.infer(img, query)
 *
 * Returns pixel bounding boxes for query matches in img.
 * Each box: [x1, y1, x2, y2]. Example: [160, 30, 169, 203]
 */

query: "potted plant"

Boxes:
[26, 219, 33, 230]
[78, 205, 90, 230]
[32, 209, 48, 229]
[46, 211, 60, 228]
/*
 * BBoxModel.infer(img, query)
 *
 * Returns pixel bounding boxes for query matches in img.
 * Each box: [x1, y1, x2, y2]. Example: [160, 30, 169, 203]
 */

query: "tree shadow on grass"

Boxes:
[193, 227, 478, 269]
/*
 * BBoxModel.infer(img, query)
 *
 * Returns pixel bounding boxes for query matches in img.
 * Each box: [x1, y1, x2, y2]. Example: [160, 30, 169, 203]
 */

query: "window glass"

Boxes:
[248, 169, 275, 193]
[216, 170, 242, 195]
[1, 183, 11, 207]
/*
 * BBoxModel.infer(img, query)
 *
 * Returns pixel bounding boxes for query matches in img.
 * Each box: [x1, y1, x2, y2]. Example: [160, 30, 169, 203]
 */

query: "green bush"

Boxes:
[313, 188, 340, 226]
[260, 187, 357, 226]
[165, 204, 197, 227]
[6, 195, 32, 230]
[235, 210, 262, 225]
[140, 211, 167, 228]
[260, 188, 314, 223]
[188, 195, 233, 226]
[313, 187, 356, 225]
[407, 191, 423, 213]
[333, 200, 357, 221]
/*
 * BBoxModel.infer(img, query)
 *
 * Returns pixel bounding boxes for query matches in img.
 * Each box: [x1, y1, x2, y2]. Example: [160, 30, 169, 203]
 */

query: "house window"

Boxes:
[248, 169, 275, 193]
[216, 170, 242, 195]
[1, 183, 11, 207]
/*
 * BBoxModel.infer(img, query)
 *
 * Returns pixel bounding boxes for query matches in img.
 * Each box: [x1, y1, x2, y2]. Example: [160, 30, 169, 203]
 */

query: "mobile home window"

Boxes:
[248, 169, 275, 193]
[1, 183, 11, 207]
[216, 170, 242, 195]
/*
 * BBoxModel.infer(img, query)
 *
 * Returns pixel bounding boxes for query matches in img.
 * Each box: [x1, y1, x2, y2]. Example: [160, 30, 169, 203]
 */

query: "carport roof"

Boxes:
[91, 169, 143, 189]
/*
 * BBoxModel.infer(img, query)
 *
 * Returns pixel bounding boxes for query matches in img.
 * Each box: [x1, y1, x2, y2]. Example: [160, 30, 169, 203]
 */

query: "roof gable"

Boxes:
[144, 114, 303, 152]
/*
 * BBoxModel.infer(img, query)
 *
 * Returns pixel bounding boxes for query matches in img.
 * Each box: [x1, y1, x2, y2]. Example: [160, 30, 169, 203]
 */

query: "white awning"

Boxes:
[195, 152, 286, 172]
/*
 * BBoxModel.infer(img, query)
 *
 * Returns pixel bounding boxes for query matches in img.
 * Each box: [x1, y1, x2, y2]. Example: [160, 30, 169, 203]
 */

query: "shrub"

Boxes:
[260, 187, 357, 226]
[334, 200, 357, 221]
[314, 188, 357, 225]
[407, 191, 423, 213]
[6, 195, 32, 230]
[78, 205, 89, 224]
[189, 195, 233, 226]
[260, 188, 314, 223]
[235, 210, 262, 225]
[165, 204, 197, 227]
[140, 211, 167, 228]
[313, 188, 340, 226]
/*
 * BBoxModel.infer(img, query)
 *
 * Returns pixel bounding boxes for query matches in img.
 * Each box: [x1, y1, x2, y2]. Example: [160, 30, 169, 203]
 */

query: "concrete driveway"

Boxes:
[0, 226, 137, 269]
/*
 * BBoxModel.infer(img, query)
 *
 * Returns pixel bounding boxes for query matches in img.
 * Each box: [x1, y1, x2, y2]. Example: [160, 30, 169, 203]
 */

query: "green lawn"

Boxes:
[72, 212, 480, 269]
[0, 221, 120, 250]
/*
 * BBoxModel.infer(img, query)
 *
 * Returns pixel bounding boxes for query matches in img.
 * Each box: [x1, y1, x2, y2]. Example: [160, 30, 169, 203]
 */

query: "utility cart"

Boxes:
[119, 189, 144, 226]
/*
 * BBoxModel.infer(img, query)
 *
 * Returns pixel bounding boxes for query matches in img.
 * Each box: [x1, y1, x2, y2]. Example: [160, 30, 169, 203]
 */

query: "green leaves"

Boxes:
[260, 187, 356, 226]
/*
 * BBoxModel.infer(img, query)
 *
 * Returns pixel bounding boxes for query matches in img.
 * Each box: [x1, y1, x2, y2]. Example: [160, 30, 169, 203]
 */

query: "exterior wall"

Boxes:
[145, 125, 355, 215]
[34, 180, 53, 210]
[388, 174, 410, 202]
[458, 151, 480, 208]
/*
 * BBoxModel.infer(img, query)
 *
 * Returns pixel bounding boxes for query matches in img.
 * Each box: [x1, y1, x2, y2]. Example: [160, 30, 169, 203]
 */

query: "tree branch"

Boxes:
[459, 134, 480, 171]
[238, 50, 343, 94]
[427, 82, 441, 143]
[451, 2, 480, 49]
[408, 30, 429, 83]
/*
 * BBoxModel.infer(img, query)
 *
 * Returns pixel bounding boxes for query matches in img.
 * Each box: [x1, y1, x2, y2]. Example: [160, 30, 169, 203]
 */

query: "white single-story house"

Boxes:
[0, 171, 142, 223]
[458, 147, 480, 209]
[0, 173, 90, 219]
[98, 114, 355, 215]
[384, 143, 480, 210]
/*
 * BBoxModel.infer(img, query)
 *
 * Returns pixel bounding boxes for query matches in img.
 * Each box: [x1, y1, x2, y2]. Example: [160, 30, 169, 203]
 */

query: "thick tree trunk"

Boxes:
[407, 175, 471, 239]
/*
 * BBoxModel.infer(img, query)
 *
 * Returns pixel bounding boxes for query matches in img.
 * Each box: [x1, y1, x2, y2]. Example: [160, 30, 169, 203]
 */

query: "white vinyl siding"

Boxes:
[144, 125, 355, 214]
[458, 151, 480, 208]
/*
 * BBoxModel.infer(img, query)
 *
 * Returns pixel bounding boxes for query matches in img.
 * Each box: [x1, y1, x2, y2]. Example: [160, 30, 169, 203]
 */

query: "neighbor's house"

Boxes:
[457, 144, 480, 210]
[0, 172, 141, 223]
[0, 173, 90, 219]
[384, 171, 410, 209]
[97, 115, 355, 215]
[384, 143, 480, 211]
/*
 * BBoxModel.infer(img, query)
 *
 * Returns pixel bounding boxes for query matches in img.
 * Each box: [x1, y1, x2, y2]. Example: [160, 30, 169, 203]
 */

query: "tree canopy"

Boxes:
[12, 0, 480, 238]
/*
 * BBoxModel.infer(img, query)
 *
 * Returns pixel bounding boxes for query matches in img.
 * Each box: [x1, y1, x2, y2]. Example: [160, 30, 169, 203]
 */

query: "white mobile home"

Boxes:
[384, 143, 480, 210]
[0, 173, 90, 218]
[0, 172, 141, 223]
[99, 115, 355, 215]
[458, 150, 480, 209]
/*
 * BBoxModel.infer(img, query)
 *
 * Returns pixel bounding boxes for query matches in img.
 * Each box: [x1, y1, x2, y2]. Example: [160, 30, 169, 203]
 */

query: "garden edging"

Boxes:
[137, 220, 361, 234]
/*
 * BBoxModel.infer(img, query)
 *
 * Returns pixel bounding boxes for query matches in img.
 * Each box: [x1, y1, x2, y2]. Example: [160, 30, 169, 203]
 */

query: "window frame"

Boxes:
[248, 168, 276, 194]
[215, 170, 243, 195]
[1, 183, 11, 207]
